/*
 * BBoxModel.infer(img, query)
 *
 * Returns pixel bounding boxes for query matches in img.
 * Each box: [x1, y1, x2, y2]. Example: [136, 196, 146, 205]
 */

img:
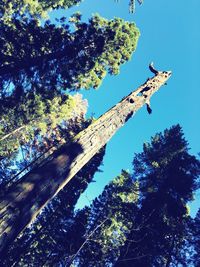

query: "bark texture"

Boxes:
[0, 66, 171, 255]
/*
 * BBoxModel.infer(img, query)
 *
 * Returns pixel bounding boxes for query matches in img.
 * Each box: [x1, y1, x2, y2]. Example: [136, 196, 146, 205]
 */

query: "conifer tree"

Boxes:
[68, 170, 139, 267]
[66, 126, 199, 267]
[1, 101, 104, 266]
[0, 12, 139, 169]
[0, 14, 140, 97]
[115, 125, 200, 266]
[0, 93, 88, 193]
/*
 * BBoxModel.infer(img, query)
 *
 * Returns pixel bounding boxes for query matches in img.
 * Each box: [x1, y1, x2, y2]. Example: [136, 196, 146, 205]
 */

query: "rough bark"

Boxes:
[0, 65, 171, 255]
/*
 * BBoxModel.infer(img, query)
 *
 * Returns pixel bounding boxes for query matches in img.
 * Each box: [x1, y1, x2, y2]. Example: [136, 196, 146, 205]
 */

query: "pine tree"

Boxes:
[65, 125, 199, 267]
[0, 14, 140, 97]
[68, 170, 139, 267]
[115, 125, 200, 266]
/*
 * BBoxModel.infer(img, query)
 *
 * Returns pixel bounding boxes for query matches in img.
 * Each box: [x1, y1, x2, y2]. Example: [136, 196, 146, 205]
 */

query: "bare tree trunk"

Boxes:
[0, 65, 171, 255]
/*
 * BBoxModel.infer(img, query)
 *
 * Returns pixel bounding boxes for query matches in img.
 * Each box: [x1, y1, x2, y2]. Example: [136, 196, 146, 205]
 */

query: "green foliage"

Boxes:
[0, 0, 82, 23]
[2, 123, 199, 266]
[69, 170, 139, 266]
[43, 125, 199, 267]
[133, 125, 199, 202]
[193, 209, 200, 266]
[0, 14, 139, 96]
[0, 92, 79, 158]
[0, 93, 88, 191]
[0, 0, 144, 23]
[115, 125, 200, 266]
[76, 16, 140, 89]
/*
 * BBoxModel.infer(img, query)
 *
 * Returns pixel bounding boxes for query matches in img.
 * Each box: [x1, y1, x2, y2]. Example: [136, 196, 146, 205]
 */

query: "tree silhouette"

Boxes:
[43, 125, 199, 267]
[115, 125, 200, 266]
[68, 170, 139, 267]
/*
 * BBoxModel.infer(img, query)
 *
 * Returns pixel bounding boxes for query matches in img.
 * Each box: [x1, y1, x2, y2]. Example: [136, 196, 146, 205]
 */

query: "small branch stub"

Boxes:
[149, 62, 158, 75]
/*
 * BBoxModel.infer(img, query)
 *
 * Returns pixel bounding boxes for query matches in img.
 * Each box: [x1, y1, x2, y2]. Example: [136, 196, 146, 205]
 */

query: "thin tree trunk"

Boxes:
[0, 65, 171, 256]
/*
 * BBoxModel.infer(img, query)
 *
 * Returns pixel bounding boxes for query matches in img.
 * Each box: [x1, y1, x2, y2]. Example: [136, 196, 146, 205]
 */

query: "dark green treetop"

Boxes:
[115, 125, 200, 266]
[0, 14, 140, 97]
[68, 170, 139, 267]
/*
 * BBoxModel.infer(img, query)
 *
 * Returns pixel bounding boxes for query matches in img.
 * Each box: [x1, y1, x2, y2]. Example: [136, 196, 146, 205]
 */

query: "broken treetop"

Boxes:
[0, 64, 171, 256]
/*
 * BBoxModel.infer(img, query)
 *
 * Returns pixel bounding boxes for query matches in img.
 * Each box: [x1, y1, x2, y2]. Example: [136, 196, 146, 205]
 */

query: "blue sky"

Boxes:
[51, 0, 200, 216]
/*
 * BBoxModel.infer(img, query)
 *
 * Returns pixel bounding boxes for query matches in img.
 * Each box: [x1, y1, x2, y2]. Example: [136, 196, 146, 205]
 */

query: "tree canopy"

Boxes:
[0, 14, 139, 98]
[0, 0, 82, 23]
[115, 125, 200, 266]
[5, 125, 198, 266]
[0, 0, 199, 266]
[0, 0, 143, 23]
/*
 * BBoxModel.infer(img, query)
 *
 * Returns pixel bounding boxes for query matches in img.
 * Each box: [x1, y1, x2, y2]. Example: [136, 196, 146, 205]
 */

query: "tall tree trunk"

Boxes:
[0, 65, 171, 255]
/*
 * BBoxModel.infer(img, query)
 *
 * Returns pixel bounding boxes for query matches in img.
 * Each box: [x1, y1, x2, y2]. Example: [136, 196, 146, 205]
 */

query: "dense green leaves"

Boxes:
[2, 117, 200, 266]
[1, 0, 199, 266]
[0, 12, 139, 164]
[0, 6, 140, 264]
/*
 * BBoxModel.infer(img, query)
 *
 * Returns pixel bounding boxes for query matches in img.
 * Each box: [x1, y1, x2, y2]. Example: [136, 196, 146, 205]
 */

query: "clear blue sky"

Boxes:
[50, 0, 200, 216]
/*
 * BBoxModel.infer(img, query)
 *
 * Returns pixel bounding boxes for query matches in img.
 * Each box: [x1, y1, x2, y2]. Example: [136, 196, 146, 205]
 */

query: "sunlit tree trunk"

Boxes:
[0, 65, 171, 255]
